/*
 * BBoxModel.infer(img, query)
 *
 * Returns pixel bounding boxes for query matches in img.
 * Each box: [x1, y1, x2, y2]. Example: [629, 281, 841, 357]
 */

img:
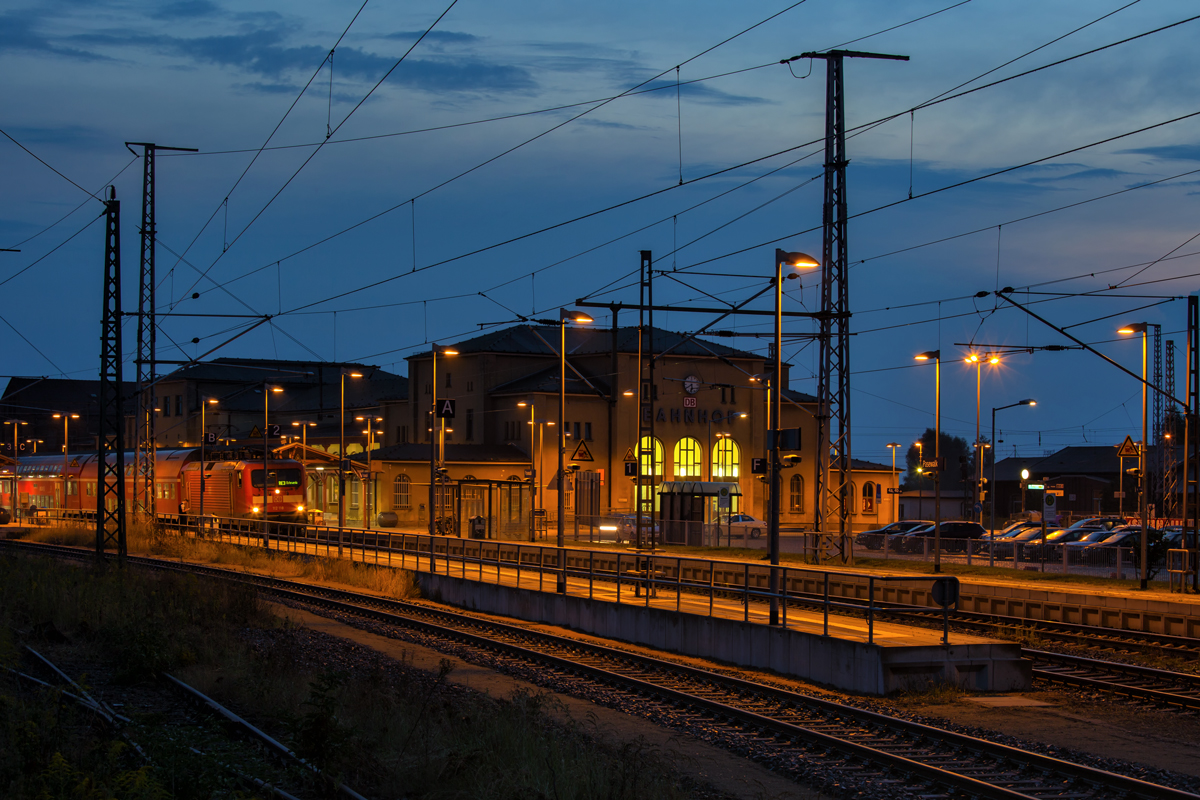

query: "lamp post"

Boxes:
[356, 415, 383, 528]
[886, 442, 900, 525]
[52, 413, 79, 512]
[262, 385, 282, 543]
[1118, 322, 1150, 589]
[990, 399, 1035, 566]
[518, 401, 538, 540]
[428, 347, 456, 542]
[1021, 468, 1029, 513]
[915, 350, 941, 572]
[966, 353, 1000, 524]
[199, 399, 217, 517]
[291, 420, 317, 450]
[771, 248, 819, 624]
[339, 370, 362, 554]
[554, 309, 592, 593]
[4, 420, 28, 521]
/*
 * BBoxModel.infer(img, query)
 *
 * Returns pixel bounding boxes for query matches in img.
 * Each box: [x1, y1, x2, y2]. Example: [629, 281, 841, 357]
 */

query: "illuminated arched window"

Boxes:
[862, 481, 876, 514]
[712, 437, 740, 479]
[673, 438, 702, 479]
[638, 436, 664, 477]
[848, 481, 858, 515]
[393, 474, 411, 510]
[790, 474, 804, 513]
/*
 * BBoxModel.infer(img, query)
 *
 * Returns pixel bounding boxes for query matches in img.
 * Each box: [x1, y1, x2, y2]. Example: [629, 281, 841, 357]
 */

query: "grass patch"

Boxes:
[22, 521, 419, 600]
[889, 680, 967, 707]
[0, 552, 716, 799]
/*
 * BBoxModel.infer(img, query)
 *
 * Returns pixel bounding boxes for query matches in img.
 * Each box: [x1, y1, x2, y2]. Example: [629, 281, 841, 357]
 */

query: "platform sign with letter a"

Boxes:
[436, 398, 456, 419]
[1117, 436, 1139, 458]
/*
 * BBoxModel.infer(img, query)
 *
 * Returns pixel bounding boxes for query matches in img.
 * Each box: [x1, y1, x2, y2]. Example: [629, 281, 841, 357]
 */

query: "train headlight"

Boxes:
[296, 505, 305, 513]
[274, 489, 280, 495]
[251, 506, 260, 514]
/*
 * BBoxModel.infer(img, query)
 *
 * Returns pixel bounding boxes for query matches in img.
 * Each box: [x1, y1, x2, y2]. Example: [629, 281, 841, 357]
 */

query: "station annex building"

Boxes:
[368, 324, 898, 532]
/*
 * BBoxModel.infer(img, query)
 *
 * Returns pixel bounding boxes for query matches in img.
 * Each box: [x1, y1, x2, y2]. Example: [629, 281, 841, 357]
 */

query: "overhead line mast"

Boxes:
[794, 50, 908, 561]
[125, 141, 196, 523]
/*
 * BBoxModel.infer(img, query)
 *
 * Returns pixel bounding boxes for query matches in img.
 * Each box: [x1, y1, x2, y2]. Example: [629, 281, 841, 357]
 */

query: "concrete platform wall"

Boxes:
[418, 571, 1030, 696]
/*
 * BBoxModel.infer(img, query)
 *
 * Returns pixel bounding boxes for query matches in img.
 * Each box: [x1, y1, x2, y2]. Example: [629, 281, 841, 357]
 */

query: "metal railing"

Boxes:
[30, 510, 960, 643]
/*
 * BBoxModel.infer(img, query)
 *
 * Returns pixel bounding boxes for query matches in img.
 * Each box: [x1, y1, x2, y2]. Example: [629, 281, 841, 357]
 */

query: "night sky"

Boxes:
[3, 0, 1199, 464]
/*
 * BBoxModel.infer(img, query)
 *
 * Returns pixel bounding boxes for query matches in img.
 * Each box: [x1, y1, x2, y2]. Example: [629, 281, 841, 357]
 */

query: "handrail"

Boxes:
[37, 508, 959, 645]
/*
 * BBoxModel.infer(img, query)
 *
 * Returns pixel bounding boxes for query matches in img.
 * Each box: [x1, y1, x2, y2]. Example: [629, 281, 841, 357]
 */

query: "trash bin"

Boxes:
[469, 515, 486, 539]
[0, 507, 10, 525]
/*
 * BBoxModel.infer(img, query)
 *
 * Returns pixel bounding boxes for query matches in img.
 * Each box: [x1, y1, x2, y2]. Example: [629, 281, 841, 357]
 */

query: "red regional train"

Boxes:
[1, 448, 307, 522]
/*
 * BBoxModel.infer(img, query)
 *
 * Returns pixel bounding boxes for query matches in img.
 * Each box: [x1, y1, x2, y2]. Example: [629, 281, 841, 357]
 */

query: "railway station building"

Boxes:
[362, 324, 899, 533]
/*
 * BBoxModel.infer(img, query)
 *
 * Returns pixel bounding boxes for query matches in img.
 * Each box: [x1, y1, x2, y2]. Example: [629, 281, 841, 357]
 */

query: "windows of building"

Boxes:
[712, 437, 740, 479]
[445, 371, 452, 388]
[503, 420, 522, 442]
[393, 474, 411, 510]
[641, 383, 658, 401]
[584, 421, 592, 441]
[638, 435, 664, 477]
[466, 408, 474, 441]
[350, 479, 360, 508]
[673, 437, 702, 478]
[789, 474, 804, 513]
[175, 395, 183, 417]
[396, 425, 408, 444]
[161, 397, 170, 417]
[862, 481, 876, 514]
[467, 381, 474, 392]
[573, 422, 581, 441]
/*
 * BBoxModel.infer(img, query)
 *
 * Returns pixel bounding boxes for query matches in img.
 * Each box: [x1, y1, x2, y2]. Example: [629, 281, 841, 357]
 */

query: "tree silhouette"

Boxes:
[902, 428, 978, 493]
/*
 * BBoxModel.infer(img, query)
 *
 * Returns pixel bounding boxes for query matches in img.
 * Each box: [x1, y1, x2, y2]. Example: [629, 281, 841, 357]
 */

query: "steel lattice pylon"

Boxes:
[98, 188, 126, 562]
[800, 50, 907, 560]
[133, 144, 157, 522]
[1164, 340, 1179, 519]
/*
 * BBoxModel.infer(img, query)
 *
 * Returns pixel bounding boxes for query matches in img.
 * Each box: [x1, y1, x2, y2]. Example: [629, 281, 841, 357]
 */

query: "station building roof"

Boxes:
[350, 443, 531, 464]
[408, 325, 763, 361]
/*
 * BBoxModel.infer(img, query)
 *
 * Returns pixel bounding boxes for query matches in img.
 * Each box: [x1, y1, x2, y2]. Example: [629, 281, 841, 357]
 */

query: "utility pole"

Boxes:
[97, 188, 126, 563]
[1187, 296, 1199, 590]
[798, 49, 908, 560]
[125, 141, 196, 524]
[636, 250, 656, 558]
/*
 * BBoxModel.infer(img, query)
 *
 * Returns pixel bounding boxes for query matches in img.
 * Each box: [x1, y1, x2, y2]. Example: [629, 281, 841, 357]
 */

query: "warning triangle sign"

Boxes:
[249, 425, 262, 439]
[623, 447, 636, 462]
[571, 440, 595, 462]
[1116, 436, 1139, 458]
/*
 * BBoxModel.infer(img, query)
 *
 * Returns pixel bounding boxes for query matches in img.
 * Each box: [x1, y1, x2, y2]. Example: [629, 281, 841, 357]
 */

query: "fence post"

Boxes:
[589, 551, 594, 600]
[616, 553, 621, 604]
[743, 563, 749, 622]
[676, 557, 682, 613]
[781, 566, 788, 629]
[709, 563, 715, 617]
[868, 577, 875, 644]
[823, 573, 829, 636]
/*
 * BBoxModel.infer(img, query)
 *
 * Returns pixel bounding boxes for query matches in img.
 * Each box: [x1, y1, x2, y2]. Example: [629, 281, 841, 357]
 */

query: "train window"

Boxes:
[250, 468, 303, 488]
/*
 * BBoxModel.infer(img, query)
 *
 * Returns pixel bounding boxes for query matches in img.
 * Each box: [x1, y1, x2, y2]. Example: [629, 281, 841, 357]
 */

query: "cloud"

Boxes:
[150, 1, 221, 20]
[1117, 144, 1200, 163]
[381, 30, 480, 46]
[640, 79, 771, 107]
[235, 81, 301, 95]
[3, 124, 107, 148]
[1028, 168, 1136, 183]
[0, 9, 110, 61]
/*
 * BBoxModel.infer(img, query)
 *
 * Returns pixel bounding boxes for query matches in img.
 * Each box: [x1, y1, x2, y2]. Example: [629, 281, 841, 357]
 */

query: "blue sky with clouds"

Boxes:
[3, 0, 1200, 462]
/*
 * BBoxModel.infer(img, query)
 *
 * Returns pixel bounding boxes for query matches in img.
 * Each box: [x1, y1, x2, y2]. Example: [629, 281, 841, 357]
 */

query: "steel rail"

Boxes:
[7, 540, 1193, 800]
[1028, 649, 1200, 710]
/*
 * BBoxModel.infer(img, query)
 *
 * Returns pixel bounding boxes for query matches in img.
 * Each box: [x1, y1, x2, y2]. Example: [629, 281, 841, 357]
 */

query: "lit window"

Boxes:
[712, 438, 740, 479]
[393, 474, 411, 510]
[673, 438, 702, 478]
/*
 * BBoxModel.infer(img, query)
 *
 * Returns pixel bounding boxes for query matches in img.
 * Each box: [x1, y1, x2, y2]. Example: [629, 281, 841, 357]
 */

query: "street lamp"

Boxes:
[915, 350, 941, 572]
[555, 309, 592, 593]
[340, 370, 363, 548]
[1021, 468, 1030, 513]
[989, 399, 1035, 566]
[1118, 322, 1150, 589]
[4, 420, 28, 521]
[291, 420, 317, 449]
[199, 399, 217, 517]
[262, 385, 283, 543]
[52, 413, 80, 512]
[428, 347, 456, 541]
[356, 415, 383, 528]
[770, 248, 819, 624]
[966, 353, 1001, 524]
[885, 443, 901, 526]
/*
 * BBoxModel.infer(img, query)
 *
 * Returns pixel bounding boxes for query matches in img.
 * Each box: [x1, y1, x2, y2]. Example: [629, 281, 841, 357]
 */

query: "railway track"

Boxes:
[5, 539, 1197, 800]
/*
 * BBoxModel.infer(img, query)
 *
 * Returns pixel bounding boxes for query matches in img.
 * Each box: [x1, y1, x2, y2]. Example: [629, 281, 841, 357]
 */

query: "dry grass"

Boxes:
[889, 680, 968, 706]
[22, 521, 418, 600]
[0, 551, 713, 800]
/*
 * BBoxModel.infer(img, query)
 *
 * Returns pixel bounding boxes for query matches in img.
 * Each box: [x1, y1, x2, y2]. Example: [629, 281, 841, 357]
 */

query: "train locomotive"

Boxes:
[1, 447, 307, 522]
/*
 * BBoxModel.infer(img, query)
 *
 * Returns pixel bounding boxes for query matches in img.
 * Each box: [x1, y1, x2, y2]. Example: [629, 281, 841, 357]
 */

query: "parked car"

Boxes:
[727, 513, 766, 539]
[973, 520, 1042, 551]
[1025, 526, 1112, 561]
[855, 520, 931, 551]
[893, 522, 986, 554]
[1060, 528, 1123, 561]
[615, 514, 659, 541]
[988, 527, 1054, 559]
[887, 524, 933, 552]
